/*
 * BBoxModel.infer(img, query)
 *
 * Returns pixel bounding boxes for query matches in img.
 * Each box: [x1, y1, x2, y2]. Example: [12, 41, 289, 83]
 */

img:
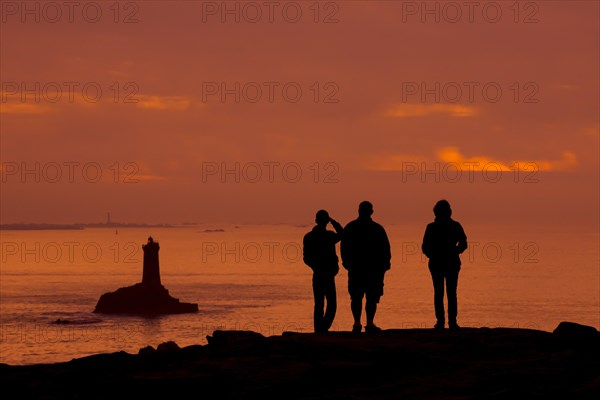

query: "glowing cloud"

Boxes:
[437, 147, 577, 171]
[365, 148, 577, 172]
[386, 104, 478, 117]
[136, 96, 192, 111]
[0, 102, 52, 114]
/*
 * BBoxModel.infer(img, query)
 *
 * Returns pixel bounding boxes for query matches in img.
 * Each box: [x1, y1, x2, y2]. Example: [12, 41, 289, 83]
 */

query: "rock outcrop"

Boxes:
[1, 323, 598, 398]
[94, 237, 198, 315]
[553, 321, 600, 339]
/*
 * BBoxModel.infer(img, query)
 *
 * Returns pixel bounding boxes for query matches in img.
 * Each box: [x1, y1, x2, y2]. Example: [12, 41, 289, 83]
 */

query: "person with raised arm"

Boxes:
[303, 210, 343, 333]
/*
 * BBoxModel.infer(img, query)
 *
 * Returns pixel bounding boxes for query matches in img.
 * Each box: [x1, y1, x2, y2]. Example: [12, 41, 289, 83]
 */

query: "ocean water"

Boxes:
[0, 224, 598, 365]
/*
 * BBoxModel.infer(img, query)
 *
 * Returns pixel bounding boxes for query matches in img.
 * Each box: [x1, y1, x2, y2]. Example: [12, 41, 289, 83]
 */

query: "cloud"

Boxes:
[437, 147, 577, 171]
[0, 102, 52, 114]
[386, 103, 478, 118]
[365, 147, 578, 172]
[135, 95, 192, 111]
[134, 175, 168, 181]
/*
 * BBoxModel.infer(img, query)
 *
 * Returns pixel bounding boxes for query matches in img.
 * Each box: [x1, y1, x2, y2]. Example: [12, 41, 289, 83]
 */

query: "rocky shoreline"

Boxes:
[1, 322, 598, 399]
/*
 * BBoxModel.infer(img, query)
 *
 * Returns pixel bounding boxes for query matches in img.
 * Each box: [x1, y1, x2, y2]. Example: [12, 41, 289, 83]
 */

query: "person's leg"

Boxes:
[430, 268, 445, 328]
[351, 296, 363, 326]
[322, 275, 337, 331]
[446, 268, 460, 328]
[312, 274, 325, 332]
[365, 296, 378, 326]
[365, 271, 384, 330]
[348, 271, 363, 331]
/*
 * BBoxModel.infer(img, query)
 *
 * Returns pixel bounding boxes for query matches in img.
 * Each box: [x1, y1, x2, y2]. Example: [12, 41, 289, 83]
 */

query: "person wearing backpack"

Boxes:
[422, 200, 468, 330]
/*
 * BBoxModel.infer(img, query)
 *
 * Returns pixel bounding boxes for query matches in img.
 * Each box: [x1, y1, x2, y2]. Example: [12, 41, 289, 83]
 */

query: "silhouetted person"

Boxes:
[341, 201, 391, 333]
[422, 200, 468, 330]
[303, 210, 343, 333]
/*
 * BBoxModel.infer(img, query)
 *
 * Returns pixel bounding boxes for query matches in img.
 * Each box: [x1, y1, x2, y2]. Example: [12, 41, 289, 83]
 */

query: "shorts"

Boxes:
[348, 270, 385, 303]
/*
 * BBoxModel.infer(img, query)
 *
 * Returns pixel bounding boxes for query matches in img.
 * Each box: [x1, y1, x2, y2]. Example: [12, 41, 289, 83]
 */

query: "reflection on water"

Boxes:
[1, 225, 598, 365]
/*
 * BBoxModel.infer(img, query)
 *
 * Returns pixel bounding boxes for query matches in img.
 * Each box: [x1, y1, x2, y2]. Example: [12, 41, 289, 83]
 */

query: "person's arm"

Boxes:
[329, 218, 343, 243]
[340, 224, 352, 270]
[382, 227, 391, 270]
[422, 225, 432, 258]
[456, 223, 468, 254]
[302, 234, 315, 270]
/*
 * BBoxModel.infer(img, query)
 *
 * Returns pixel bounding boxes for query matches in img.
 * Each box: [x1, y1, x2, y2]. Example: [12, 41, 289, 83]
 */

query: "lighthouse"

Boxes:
[142, 236, 161, 286]
[94, 235, 197, 315]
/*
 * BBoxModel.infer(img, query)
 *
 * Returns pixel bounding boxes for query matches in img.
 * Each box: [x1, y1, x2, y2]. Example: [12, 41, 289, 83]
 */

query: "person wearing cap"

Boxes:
[303, 210, 344, 333]
[422, 199, 468, 331]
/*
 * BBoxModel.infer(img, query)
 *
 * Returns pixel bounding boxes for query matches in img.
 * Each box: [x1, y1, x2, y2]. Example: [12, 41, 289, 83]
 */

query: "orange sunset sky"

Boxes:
[1, 1, 598, 228]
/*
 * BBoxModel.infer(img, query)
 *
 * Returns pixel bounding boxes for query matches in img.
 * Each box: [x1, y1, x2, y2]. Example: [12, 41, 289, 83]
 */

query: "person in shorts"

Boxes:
[341, 201, 391, 333]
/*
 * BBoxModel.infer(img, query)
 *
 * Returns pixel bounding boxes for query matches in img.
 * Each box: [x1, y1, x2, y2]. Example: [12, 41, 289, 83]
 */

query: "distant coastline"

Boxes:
[0, 223, 174, 231]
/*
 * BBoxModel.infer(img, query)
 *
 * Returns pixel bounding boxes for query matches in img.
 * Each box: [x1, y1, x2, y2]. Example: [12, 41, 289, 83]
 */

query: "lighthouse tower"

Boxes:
[94, 236, 198, 314]
[142, 236, 161, 286]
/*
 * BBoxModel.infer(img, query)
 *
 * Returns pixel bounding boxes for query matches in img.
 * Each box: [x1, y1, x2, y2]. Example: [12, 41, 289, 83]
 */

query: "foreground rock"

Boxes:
[1, 323, 598, 399]
[553, 321, 600, 339]
[94, 237, 198, 315]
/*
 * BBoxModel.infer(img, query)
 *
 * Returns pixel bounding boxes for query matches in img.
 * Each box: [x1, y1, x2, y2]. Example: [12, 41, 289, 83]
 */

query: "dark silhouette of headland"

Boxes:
[1, 323, 598, 398]
[94, 237, 198, 315]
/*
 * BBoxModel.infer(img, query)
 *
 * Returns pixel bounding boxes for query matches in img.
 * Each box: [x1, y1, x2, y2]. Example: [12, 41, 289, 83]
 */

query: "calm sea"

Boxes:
[1, 224, 598, 365]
